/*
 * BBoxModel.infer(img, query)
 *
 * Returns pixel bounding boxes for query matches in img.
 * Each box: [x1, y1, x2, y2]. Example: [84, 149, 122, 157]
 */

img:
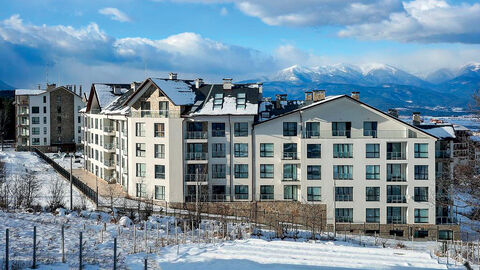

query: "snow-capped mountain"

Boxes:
[425, 68, 456, 84]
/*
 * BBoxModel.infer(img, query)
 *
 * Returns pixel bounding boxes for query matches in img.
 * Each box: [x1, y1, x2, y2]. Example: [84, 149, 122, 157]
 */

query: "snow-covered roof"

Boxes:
[192, 96, 258, 116]
[15, 89, 46, 96]
[420, 125, 456, 139]
[93, 84, 130, 109]
[454, 124, 470, 131]
[151, 78, 196, 106]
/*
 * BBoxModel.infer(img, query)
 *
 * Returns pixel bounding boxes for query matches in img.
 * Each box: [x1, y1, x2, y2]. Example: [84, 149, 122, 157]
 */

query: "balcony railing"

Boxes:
[104, 143, 115, 150]
[130, 110, 178, 118]
[212, 151, 226, 158]
[301, 129, 422, 139]
[282, 152, 298, 160]
[387, 152, 406, 160]
[234, 194, 248, 200]
[282, 177, 300, 182]
[103, 126, 114, 133]
[260, 194, 274, 200]
[186, 131, 208, 139]
[212, 172, 226, 179]
[104, 160, 115, 167]
[185, 173, 208, 182]
[387, 216, 406, 224]
[211, 194, 230, 202]
[212, 130, 225, 137]
[335, 194, 353, 201]
[185, 152, 208, 160]
[366, 195, 380, 201]
[414, 195, 428, 202]
[436, 216, 458, 225]
[435, 150, 451, 158]
[387, 195, 407, 203]
[387, 175, 406, 182]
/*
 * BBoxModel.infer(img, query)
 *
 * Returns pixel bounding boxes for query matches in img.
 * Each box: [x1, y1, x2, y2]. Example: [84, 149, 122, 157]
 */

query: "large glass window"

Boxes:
[136, 183, 146, 198]
[414, 209, 429, 223]
[235, 185, 248, 199]
[32, 106, 39, 114]
[135, 122, 145, 137]
[212, 164, 226, 179]
[154, 144, 165, 158]
[234, 143, 248, 157]
[155, 165, 165, 179]
[307, 165, 321, 180]
[283, 164, 299, 181]
[333, 165, 353, 180]
[414, 165, 429, 180]
[366, 144, 380, 158]
[284, 185, 298, 201]
[154, 186, 165, 200]
[366, 208, 380, 223]
[212, 143, 226, 158]
[366, 187, 380, 201]
[307, 187, 321, 201]
[366, 165, 380, 180]
[363, 121, 378, 137]
[212, 123, 225, 137]
[283, 143, 297, 159]
[414, 187, 428, 202]
[283, 122, 297, 136]
[414, 143, 428, 158]
[234, 164, 248, 178]
[260, 143, 274, 157]
[136, 163, 146, 177]
[307, 144, 321, 158]
[260, 164, 274, 178]
[333, 144, 353, 158]
[154, 123, 165, 137]
[332, 122, 351, 137]
[335, 187, 353, 201]
[136, 143, 146, 157]
[335, 208, 353, 222]
[234, 122, 248, 137]
[305, 122, 320, 138]
[260, 185, 274, 200]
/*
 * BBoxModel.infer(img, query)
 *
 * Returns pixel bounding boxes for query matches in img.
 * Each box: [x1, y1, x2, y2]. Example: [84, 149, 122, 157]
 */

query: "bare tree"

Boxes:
[105, 183, 123, 212]
[47, 177, 66, 210]
[22, 169, 41, 208]
[0, 99, 12, 151]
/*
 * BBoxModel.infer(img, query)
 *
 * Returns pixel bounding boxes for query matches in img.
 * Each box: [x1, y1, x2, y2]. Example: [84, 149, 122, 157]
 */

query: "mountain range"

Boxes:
[245, 63, 480, 116]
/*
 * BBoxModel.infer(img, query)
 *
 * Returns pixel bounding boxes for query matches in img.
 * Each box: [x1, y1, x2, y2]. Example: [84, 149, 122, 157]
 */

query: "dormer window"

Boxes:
[236, 93, 246, 109]
[213, 93, 223, 110]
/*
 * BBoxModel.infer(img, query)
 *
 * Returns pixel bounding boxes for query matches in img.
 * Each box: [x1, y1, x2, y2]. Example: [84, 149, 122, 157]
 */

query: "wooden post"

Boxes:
[113, 238, 117, 270]
[144, 258, 147, 270]
[144, 222, 147, 253]
[133, 225, 137, 253]
[5, 228, 8, 270]
[33, 226, 37, 269]
[61, 225, 65, 263]
[166, 221, 169, 245]
[183, 222, 186, 244]
[79, 232, 83, 270]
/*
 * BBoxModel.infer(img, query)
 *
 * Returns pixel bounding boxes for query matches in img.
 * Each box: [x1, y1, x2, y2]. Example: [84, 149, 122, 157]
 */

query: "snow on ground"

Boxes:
[0, 210, 463, 270]
[0, 149, 94, 210]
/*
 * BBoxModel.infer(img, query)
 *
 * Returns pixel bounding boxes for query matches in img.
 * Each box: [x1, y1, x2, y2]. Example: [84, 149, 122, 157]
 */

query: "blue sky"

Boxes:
[0, 0, 479, 88]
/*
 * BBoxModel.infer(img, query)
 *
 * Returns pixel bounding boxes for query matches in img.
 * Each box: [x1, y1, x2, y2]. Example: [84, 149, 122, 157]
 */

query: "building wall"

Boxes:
[50, 88, 75, 145]
[28, 93, 50, 146]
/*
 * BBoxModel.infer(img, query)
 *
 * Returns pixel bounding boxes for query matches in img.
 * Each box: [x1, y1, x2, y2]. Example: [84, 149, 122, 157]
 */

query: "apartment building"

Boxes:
[82, 75, 445, 230]
[15, 84, 85, 151]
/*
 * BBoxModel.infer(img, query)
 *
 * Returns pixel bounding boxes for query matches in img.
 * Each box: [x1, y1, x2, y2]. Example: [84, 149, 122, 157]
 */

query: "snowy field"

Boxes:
[0, 210, 464, 270]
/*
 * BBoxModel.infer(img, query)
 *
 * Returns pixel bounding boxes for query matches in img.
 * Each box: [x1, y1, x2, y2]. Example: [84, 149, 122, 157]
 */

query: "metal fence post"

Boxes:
[144, 258, 147, 270]
[5, 228, 9, 270]
[79, 232, 83, 270]
[113, 237, 117, 270]
[33, 226, 37, 269]
[61, 225, 65, 263]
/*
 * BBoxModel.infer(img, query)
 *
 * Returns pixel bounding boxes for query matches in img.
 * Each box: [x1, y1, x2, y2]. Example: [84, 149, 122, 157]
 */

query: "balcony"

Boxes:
[387, 195, 407, 203]
[211, 194, 230, 202]
[386, 152, 406, 160]
[185, 173, 208, 182]
[185, 131, 208, 139]
[282, 152, 298, 160]
[103, 126, 115, 133]
[301, 130, 421, 139]
[185, 152, 208, 160]
[387, 175, 406, 182]
[103, 160, 115, 167]
[104, 143, 115, 151]
[130, 110, 178, 118]
[435, 150, 451, 159]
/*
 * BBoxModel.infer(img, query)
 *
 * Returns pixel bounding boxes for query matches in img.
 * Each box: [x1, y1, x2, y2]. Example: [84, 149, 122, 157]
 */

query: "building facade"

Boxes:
[15, 84, 85, 151]
[82, 75, 444, 228]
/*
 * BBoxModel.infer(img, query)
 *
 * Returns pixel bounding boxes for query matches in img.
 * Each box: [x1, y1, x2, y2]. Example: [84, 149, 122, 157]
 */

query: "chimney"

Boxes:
[305, 91, 313, 104]
[275, 94, 287, 109]
[79, 85, 82, 96]
[47, 83, 56, 90]
[37, 84, 41, 90]
[351, 91, 360, 101]
[195, 78, 204, 88]
[74, 84, 77, 94]
[412, 112, 421, 126]
[169, 72, 177, 80]
[223, 78, 233, 90]
[257, 82, 263, 101]
[312, 90, 325, 102]
[387, 108, 398, 118]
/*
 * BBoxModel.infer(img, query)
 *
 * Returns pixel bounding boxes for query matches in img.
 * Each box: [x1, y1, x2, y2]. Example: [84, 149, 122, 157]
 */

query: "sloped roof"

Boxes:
[15, 89, 46, 96]
[150, 78, 196, 106]
[419, 125, 456, 139]
[93, 83, 131, 109]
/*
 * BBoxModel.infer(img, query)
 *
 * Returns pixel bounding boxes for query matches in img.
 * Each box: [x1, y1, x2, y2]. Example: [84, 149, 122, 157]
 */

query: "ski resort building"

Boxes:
[81, 74, 458, 234]
[14, 84, 85, 151]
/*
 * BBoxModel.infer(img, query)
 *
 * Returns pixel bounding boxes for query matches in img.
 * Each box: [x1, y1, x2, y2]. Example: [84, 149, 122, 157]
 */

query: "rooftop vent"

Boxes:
[169, 72, 177, 80]
[312, 90, 325, 102]
[223, 78, 233, 90]
[351, 91, 360, 101]
[275, 94, 287, 109]
[387, 108, 398, 118]
[195, 78, 204, 88]
[412, 112, 421, 126]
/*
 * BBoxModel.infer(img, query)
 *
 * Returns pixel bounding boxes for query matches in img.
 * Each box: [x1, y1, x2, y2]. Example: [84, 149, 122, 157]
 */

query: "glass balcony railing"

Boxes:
[435, 150, 451, 158]
[104, 160, 115, 167]
[301, 130, 422, 139]
[387, 216, 406, 224]
[104, 143, 115, 150]
[387, 195, 407, 203]
[130, 110, 178, 118]
[185, 152, 208, 160]
[186, 131, 208, 139]
[185, 173, 208, 182]
[387, 175, 406, 182]
[387, 152, 406, 160]
[103, 126, 114, 133]
[282, 152, 298, 160]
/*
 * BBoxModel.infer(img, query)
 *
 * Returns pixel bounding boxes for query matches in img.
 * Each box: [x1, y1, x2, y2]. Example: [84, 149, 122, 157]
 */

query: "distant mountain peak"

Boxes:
[359, 63, 399, 76]
[0, 80, 14, 90]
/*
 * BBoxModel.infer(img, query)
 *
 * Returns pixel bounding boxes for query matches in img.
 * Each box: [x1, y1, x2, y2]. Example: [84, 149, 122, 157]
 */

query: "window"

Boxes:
[366, 165, 380, 180]
[43, 107, 46, 113]
[136, 143, 146, 157]
[307, 144, 321, 158]
[212, 123, 225, 137]
[260, 185, 274, 200]
[140, 101, 151, 116]
[213, 93, 224, 109]
[159, 101, 169, 116]
[332, 122, 351, 137]
[32, 127, 40, 135]
[366, 187, 380, 201]
[212, 143, 226, 158]
[155, 165, 165, 179]
[363, 121, 378, 137]
[154, 144, 165, 158]
[387, 143, 404, 160]
[366, 208, 380, 223]
[283, 122, 297, 136]
[366, 144, 380, 158]
[212, 185, 226, 200]
[414, 165, 429, 180]
[154, 186, 165, 200]
[32, 138, 40, 145]
[32, 106, 39, 114]
[235, 185, 248, 199]
[307, 165, 321, 180]
[56, 96, 61, 104]
[305, 122, 320, 138]
[212, 164, 226, 179]
[414, 209, 428, 223]
[387, 164, 406, 181]
[236, 93, 246, 109]
[283, 164, 299, 181]
[234, 122, 248, 137]
[283, 143, 297, 159]
[234, 143, 248, 157]
[56, 106, 61, 114]
[43, 96, 46, 103]
[32, 117, 40, 124]
[43, 127, 47, 135]
[57, 116, 62, 123]
[57, 127, 62, 135]
[387, 185, 405, 203]
[307, 187, 321, 201]
[335, 187, 353, 201]
[260, 164, 274, 178]
[136, 123, 145, 137]
[414, 143, 428, 158]
[284, 185, 298, 201]
[136, 183, 146, 198]
[260, 143, 274, 157]
[136, 163, 146, 177]
[414, 187, 428, 202]
[234, 164, 248, 178]
[335, 208, 353, 223]
[333, 165, 353, 180]
[44, 138, 47, 144]
[154, 123, 165, 137]
[333, 144, 353, 158]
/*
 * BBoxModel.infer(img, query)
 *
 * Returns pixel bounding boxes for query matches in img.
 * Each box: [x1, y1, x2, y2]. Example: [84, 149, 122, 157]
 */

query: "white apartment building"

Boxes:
[15, 84, 85, 151]
[82, 75, 441, 227]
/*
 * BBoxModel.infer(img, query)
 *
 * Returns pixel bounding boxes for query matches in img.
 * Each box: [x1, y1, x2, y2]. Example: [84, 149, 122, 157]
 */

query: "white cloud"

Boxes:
[98, 7, 131, 22]
[220, 7, 228, 16]
[338, 0, 480, 43]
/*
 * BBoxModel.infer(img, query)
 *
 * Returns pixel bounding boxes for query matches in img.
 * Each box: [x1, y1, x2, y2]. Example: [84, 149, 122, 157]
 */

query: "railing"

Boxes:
[387, 195, 407, 203]
[212, 130, 225, 137]
[155, 152, 165, 159]
[155, 173, 165, 179]
[436, 150, 451, 158]
[333, 152, 353, 158]
[212, 151, 226, 158]
[387, 216, 406, 224]
[211, 194, 230, 202]
[303, 131, 320, 138]
[185, 173, 208, 182]
[154, 131, 165, 137]
[129, 110, 178, 118]
[282, 177, 300, 181]
[387, 152, 406, 160]
[332, 130, 351, 137]
[436, 216, 458, 225]
[212, 172, 226, 179]
[185, 131, 208, 139]
[104, 160, 115, 167]
[414, 195, 428, 202]
[363, 130, 378, 138]
[335, 194, 353, 201]
[185, 152, 208, 160]
[282, 152, 298, 160]
[302, 130, 422, 139]
[366, 195, 380, 201]
[234, 194, 248, 200]
[33, 148, 98, 204]
[104, 143, 115, 150]
[103, 126, 114, 133]
[387, 175, 406, 182]
[260, 194, 274, 200]
[336, 217, 353, 223]
[334, 173, 353, 180]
